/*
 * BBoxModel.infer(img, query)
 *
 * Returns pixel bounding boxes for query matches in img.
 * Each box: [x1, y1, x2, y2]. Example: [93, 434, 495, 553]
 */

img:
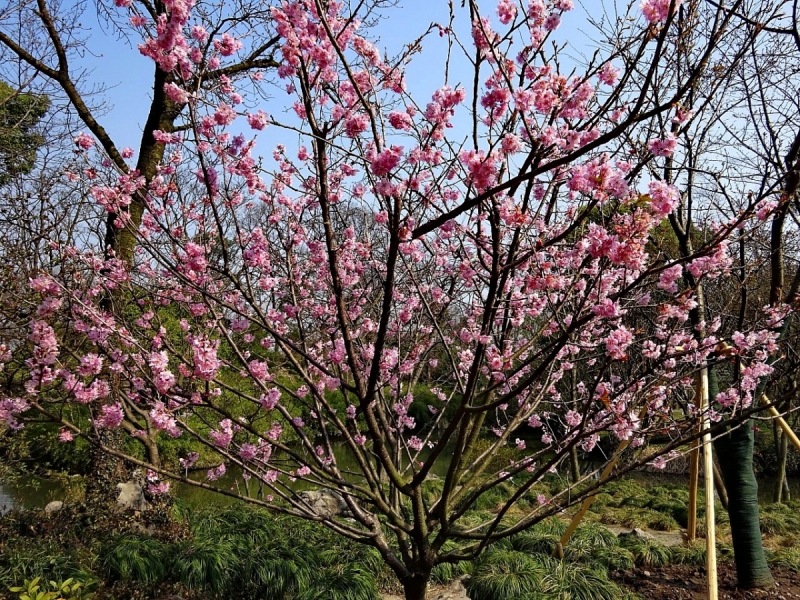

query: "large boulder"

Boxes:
[297, 488, 353, 518]
[116, 480, 150, 511]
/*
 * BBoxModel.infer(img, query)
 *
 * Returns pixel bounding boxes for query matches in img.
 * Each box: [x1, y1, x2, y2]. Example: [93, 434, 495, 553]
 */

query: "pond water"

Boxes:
[0, 443, 457, 512]
[3, 467, 799, 513]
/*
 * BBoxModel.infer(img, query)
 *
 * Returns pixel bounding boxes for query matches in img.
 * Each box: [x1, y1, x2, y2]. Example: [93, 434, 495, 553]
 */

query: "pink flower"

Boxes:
[164, 82, 189, 104]
[73, 133, 95, 150]
[214, 33, 242, 57]
[191, 336, 220, 381]
[29, 275, 60, 295]
[248, 360, 269, 381]
[344, 113, 370, 138]
[658, 264, 683, 293]
[150, 402, 181, 437]
[598, 62, 619, 86]
[96, 403, 124, 428]
[121, 147, 134, 158]
[648, 180, 680, 218]
[497, 0, 517, 25]
[179, 452, 199, 470]
[210, 419, 234, 448]
[247, 110, 270, 130]
[388, 111, 413, 131]
[459, 149, 498, 190]
[371, 146, 403, 176]
[755, 199, 778, 221]
[183, 241, 207, 272]
[648, 133, 677, 157]
[260, 388, 280, 410]
[605, 326, 633, 360]
[501, 133, 523, 154]
[213, 103, 237, 126]
[544, 13, 561, 31]
[239, 443, 257, 460]
[191, 25, 209, 42]
[78, 354, 103, 376]
[59, 428, 74, 442]
[148, 481, 170, 494]
[407, 436, 423, 451]
[640, 0, 683, 23]
[565, 410, 582, 427]
[207, 463, 227, 480]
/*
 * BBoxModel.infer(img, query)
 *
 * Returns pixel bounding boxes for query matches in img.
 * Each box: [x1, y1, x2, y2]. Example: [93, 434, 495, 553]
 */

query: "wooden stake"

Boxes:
[764, 402, 800, 452]
[558, 406, 651, 551]
[687, 435, 700, 541]
[699, 367, 718, 600]
[558, 437, 634, 549]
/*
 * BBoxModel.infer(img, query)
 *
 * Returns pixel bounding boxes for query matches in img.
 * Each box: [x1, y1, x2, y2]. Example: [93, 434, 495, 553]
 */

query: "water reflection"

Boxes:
[3, 461, 799, 512]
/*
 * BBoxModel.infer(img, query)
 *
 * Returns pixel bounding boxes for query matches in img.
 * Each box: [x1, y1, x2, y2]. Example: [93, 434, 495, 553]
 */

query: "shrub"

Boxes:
[619, 536, 671, 567]
[0, 540, 83, 590]
[670, 543, 706, 566]
[584, 545, 636, 571]
[769, 547, 800, 573]
[169, 537, 237, 596]
[101, 534, 168, 583]
[467, 549, 548, 600]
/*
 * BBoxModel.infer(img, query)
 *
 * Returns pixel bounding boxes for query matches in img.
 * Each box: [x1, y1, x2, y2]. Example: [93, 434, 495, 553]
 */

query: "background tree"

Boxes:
[0, 80, 49, 185]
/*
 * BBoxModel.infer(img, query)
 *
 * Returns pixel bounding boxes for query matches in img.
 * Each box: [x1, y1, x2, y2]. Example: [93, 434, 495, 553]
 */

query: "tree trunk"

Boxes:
[402, 572, 431, 600]
[712, 459, 729, 511]
[715, 421, 774, 589]
[775, 430, 789, 503]
[83, 428, 129, 508]
[570, 446, 581, 483]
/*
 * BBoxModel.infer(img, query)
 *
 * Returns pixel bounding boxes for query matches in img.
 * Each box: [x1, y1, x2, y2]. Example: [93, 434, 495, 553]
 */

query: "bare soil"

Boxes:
[616, 564, 800, 599]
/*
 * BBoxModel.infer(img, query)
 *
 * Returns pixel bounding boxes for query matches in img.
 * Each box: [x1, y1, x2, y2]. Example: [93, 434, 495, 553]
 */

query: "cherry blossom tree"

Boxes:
[641, 1, 800, 586]
[1, 0, 796, 598]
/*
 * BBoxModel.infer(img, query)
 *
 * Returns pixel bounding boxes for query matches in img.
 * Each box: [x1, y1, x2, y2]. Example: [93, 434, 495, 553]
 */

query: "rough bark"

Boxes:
[774, 430, 789, 503]
[402, 572, 431, 600]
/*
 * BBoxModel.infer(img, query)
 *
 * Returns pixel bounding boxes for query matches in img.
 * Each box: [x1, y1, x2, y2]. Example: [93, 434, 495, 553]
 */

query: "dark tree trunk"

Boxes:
[84, 428, 129, 508]
[402, 572, 431, 600]
[715, 421, 774, 589]
[712, 459, 729, 510]
[774, 430, 789, 503]
[570, 446, 581, 483]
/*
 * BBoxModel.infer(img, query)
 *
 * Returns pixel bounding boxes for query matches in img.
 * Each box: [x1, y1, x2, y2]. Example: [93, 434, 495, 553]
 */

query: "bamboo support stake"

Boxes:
[558, 406, 650, 551]
[699, 367, 718, 600]
[687, 435, 700, 541]
[763, 401, 800, 452]
[557, 437, 634, 550]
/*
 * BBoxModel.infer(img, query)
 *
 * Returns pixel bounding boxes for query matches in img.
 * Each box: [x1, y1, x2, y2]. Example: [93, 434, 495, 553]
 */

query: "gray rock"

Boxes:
[297, 489, 353, 518]
[44, 500, 63, 514]
[618, 527, 656, 541]
[116, 480, 150, 511]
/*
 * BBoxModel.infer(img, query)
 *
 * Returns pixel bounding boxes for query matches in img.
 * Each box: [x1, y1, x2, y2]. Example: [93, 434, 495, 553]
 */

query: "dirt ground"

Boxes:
[617, 564, 800, 599]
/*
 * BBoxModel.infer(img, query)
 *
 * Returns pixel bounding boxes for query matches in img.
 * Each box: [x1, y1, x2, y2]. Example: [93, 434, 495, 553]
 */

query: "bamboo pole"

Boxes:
[699, 367, 718, 600]
[557, 406, 651, 552]
[687, 435, 700, 541]
[764, 403, 800, 452]
[557, 437, 634, 550]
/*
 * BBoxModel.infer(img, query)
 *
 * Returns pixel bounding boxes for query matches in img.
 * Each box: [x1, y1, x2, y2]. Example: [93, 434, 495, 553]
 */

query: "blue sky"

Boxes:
[78, 0, 601, 152]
